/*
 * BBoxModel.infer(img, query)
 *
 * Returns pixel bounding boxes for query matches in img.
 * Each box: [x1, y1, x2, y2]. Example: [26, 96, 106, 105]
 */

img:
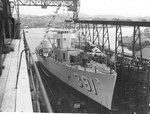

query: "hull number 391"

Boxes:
[74, 73, 98, 95]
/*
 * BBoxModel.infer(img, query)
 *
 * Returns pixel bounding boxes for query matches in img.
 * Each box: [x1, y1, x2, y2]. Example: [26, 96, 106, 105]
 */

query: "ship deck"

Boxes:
[0, 38, 33, 112]
[64, 60, 112, 74]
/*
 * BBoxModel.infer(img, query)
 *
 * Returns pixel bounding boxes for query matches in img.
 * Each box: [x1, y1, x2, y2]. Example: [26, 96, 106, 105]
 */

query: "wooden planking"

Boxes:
[0, 50, 14, 108]
[15, 38, 33, 112]
[0, 38, 33, 112]
[0, 40, 20, 112]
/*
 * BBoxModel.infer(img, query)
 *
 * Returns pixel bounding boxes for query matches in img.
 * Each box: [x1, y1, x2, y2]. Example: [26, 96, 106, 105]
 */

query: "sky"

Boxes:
[17, 0, 150, 17]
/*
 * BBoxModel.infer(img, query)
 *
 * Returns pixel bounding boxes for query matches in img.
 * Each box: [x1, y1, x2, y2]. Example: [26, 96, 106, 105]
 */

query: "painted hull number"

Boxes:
[74, 73, 98, 95]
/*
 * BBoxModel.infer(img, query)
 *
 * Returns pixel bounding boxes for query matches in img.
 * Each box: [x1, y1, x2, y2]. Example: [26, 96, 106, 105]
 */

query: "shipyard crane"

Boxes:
[12, 0, 80, 21]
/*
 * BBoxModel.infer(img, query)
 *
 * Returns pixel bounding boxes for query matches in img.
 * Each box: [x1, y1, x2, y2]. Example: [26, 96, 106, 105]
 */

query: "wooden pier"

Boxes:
[0, 38, 33, 112]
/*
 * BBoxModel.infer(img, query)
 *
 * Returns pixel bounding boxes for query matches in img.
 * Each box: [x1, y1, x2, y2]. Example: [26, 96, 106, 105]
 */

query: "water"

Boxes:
[25, 28, 47, 53]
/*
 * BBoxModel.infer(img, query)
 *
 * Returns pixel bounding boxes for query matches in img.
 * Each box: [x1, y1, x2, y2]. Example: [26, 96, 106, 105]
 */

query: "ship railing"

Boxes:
[42, 49, 114, 74]
[22, 30, 53, 112]
[65, 61, 114, 74]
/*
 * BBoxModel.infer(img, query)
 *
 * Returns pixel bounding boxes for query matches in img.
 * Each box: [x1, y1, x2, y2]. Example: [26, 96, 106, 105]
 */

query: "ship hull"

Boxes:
[36, 52, 117, 110]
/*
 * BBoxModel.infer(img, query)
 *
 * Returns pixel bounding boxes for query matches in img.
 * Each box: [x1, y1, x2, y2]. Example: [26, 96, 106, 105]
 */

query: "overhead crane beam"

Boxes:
[15, 0, 74, 6]
[14, 0, 79, 20]
[66, 20, 150, 27]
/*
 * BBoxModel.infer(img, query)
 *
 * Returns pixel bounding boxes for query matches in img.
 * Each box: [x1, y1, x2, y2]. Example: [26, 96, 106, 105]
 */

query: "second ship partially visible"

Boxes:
[36, 28, 117, 110]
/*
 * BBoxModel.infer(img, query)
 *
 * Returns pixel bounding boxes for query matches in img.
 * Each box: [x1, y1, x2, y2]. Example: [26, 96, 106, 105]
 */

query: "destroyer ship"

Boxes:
[36, 28, 117, 110]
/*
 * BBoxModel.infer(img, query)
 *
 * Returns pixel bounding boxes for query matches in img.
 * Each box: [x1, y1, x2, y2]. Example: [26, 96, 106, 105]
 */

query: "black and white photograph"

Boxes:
[0, 0, 150, 113]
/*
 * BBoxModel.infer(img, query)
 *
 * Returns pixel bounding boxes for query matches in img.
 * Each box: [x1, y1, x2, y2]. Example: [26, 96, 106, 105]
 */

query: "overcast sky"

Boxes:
[18, 0, 150, 17]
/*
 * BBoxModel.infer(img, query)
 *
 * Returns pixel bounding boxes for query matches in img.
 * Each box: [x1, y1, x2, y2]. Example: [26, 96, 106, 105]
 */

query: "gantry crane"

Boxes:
[0, 0, 79, 75]
[12, 0, 80, 21]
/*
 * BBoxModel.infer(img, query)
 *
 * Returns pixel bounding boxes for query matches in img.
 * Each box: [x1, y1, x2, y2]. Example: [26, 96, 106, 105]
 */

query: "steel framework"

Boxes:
[65, 19, 150, 113]
[15, 0, 74, 6]
[102, 24, 110, 52]
[66, 19, 150, 61]
[115, 25, 124, 61]
[12, 0, 79, 20]
[132, 26, 142, 61]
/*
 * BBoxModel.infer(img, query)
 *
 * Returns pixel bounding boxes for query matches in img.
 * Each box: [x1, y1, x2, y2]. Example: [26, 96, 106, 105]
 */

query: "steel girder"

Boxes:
[13, 0, 79, 20]
[132, 26, 142, 62]
[15, 0, 73, 6]
[115, 25, 124, 61]
[73, 19, 150, 27]
[92, 24, 102, 49]
[102, 24, 110, 52]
